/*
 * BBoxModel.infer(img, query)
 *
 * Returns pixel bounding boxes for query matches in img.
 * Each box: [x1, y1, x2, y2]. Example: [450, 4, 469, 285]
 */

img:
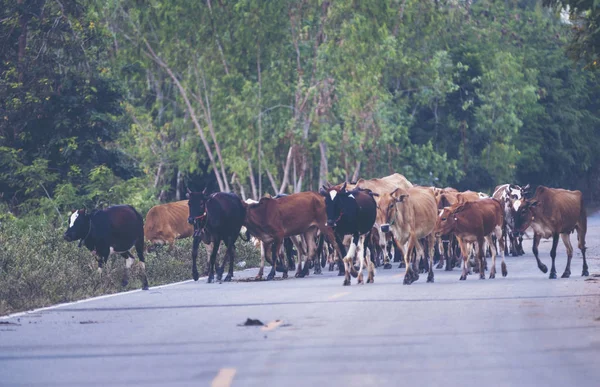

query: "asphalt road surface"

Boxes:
[2, 215, 600, 387]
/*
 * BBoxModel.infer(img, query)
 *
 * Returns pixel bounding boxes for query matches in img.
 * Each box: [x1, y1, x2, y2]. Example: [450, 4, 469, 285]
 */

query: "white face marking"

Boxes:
[245, 199, 258, 204]
[69, 212, 79, 228]
[329, 190, 337, 200]
[509, 188, 522, 200]
[125, 257, 135, 269]
[513, 199, 522, 212]
[438, 209, 444, 217]
[348, 194, 355, 199]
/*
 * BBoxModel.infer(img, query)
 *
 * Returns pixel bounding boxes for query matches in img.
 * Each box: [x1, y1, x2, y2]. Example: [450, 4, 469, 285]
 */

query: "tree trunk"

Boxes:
[247, 158, 258, 200]
[319, 141, 328, 187]
[142, 39, 226, 192]
[175, 169, 184, 201]
[278, 146, 294, 194]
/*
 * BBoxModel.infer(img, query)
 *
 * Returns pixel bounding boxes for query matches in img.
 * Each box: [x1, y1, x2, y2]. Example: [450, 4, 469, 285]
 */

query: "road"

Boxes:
[1, 216, 600, 387]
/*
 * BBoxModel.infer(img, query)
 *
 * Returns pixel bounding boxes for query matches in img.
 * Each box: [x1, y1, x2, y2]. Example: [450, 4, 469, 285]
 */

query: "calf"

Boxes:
[436, 199, 506, 281]
[63, 205, 149, 290]
[187, 189, 246, 283]
[513, 186, 588, 279]
[144, 200, 193, 251]
[378, 187, 438, 284]
[321, 183, 377, 285]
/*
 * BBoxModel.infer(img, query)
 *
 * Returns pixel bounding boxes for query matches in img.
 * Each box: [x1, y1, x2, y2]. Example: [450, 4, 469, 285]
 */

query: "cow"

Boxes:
[436, 199, 506, 281]
[378, 186, 438, 284]
[243, 191, 336, 280]
[241, 198, 300, 277]
[493, 183, 530, 256]
[320, 183, 377, 285]
[63, 205, 149, 290]
[338, 174, 411, 269]
[512, 186, 588, 279]
[144, 200, 194, 251]
[187, 189, 246, 283]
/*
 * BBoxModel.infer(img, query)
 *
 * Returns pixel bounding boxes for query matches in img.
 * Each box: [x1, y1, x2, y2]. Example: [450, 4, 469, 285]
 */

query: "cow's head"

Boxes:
[187, 188, 210, 232]
[435, 207, 455, 237]
[320, 182, 356, 228]
[512, 198, 539, 237]
[63, 209, 91, 243]
[377, 188, 409, 233]
[506, 184, 529, 201]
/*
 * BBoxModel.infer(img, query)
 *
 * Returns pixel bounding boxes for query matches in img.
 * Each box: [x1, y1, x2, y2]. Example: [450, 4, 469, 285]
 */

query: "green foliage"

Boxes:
[0, 215, 261, 316]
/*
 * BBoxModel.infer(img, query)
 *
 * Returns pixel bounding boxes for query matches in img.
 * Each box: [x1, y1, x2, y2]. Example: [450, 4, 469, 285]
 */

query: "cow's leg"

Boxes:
[458, 238, 470, 281]
[223, 237, 236, 282]
[486, 236, 497, 279]
[296, 233, 313, 279]
[477, 238, 486, 280]
[402, 234, 417, 285]
[313, 233, 323, 275]
[575, 222, 588, 276]
[560, 233, 573, 278]
[531, 233, 547, 273]
[120, 252, 133, 287]
[383, 237, 393, 269]
[207, 238, 221, 283]
[426, 234, 435, 282]
[497, 228, 507, 277]
[135, 239, 149, 290]
[191, 236, 201, 281]
[267, 240, 281, 280]
[335, 233, 347, 277]
[256, 241, 266, 280]
[366, 236, 375, 284]
[412, 238, 426, 283]
[549, 233, 559, 279]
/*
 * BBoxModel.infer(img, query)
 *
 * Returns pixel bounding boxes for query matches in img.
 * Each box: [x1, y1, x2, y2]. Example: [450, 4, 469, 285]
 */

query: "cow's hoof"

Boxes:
[267, 273, 276, 281]
[539, 263, 548, 274]
[296, 271, 306, 278]
[501, 263, 507, 277]
[282, 272, 288, 279]
[255, 275, 263, 280]
[343, 279, 351, 286]
[314, 270, 322, 275]
[427, 274, 434, 283]
[549, 271, 557, 279]
[367, 278, 374, 283]
[479, 274, 485, 280]
[224, 274, 232, 282]
[459, 274, 467, 281]
[403, 275, 412, 285]
[489, 272, 495, 279]
[561, 271, 570, 279]
[582, 268, 589, 276]
[192, 270, 199, 281]
[207, 276, 214, 283]
[383, 263, 392, 270]
[142, 285, 149, 291]
[436, 262, 443, 269]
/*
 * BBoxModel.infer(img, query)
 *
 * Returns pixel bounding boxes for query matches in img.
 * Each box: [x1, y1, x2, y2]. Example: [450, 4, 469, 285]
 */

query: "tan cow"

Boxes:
[378, 186, 438, 284]
[513, 186, 588, 278]
[144, 200, 193, 251]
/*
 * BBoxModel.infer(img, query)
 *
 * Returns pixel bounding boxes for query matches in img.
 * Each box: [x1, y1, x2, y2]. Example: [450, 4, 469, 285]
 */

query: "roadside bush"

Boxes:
[0, 217, 261, 316]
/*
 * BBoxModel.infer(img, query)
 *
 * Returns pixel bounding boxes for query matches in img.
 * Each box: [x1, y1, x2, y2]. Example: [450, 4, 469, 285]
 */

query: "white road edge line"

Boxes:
[0, 277, 200, 320]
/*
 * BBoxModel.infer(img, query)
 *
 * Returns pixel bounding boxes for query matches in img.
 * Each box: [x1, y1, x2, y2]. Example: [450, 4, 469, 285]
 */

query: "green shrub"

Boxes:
[0, 217, 261, 316]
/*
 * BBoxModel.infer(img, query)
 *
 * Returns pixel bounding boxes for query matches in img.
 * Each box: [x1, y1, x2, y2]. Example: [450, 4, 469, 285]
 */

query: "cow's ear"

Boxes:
[396, 194, 408, 203]
[186, 192, 190, 199]
[319, 187, 327, 197]
[341, 182, 347, 192]
[522, 184, 531, 193]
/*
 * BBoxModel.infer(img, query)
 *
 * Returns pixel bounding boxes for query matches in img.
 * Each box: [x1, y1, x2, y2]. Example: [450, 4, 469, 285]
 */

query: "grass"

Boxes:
[0, 217, 261, 316]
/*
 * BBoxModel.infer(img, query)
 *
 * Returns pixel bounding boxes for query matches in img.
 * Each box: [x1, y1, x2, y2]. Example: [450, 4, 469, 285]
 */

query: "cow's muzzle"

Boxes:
[381, 224, 390, 233]
[63, 233, 72, 242]
[187, 216, 194, 225]
[326, 219, 336, 228]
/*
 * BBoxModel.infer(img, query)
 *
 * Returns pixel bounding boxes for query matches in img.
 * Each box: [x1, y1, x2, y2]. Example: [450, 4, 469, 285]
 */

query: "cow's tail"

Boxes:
[577, 200, 587, 253]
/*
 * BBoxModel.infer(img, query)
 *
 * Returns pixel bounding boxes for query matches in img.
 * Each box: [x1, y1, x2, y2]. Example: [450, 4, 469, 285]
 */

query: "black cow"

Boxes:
[187, 189, 246, 283]
[63, 205, 149, 290]
[319, 183, 377, 285]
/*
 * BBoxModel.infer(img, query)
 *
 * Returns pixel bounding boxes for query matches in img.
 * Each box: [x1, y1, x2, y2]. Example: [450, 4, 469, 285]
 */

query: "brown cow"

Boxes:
[513, 186, 588, 279]
[436, 199, 506, 280]
[378, 186, 438, 284]
[243, 192, 336, 280]
[144, 200, 193, 251]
